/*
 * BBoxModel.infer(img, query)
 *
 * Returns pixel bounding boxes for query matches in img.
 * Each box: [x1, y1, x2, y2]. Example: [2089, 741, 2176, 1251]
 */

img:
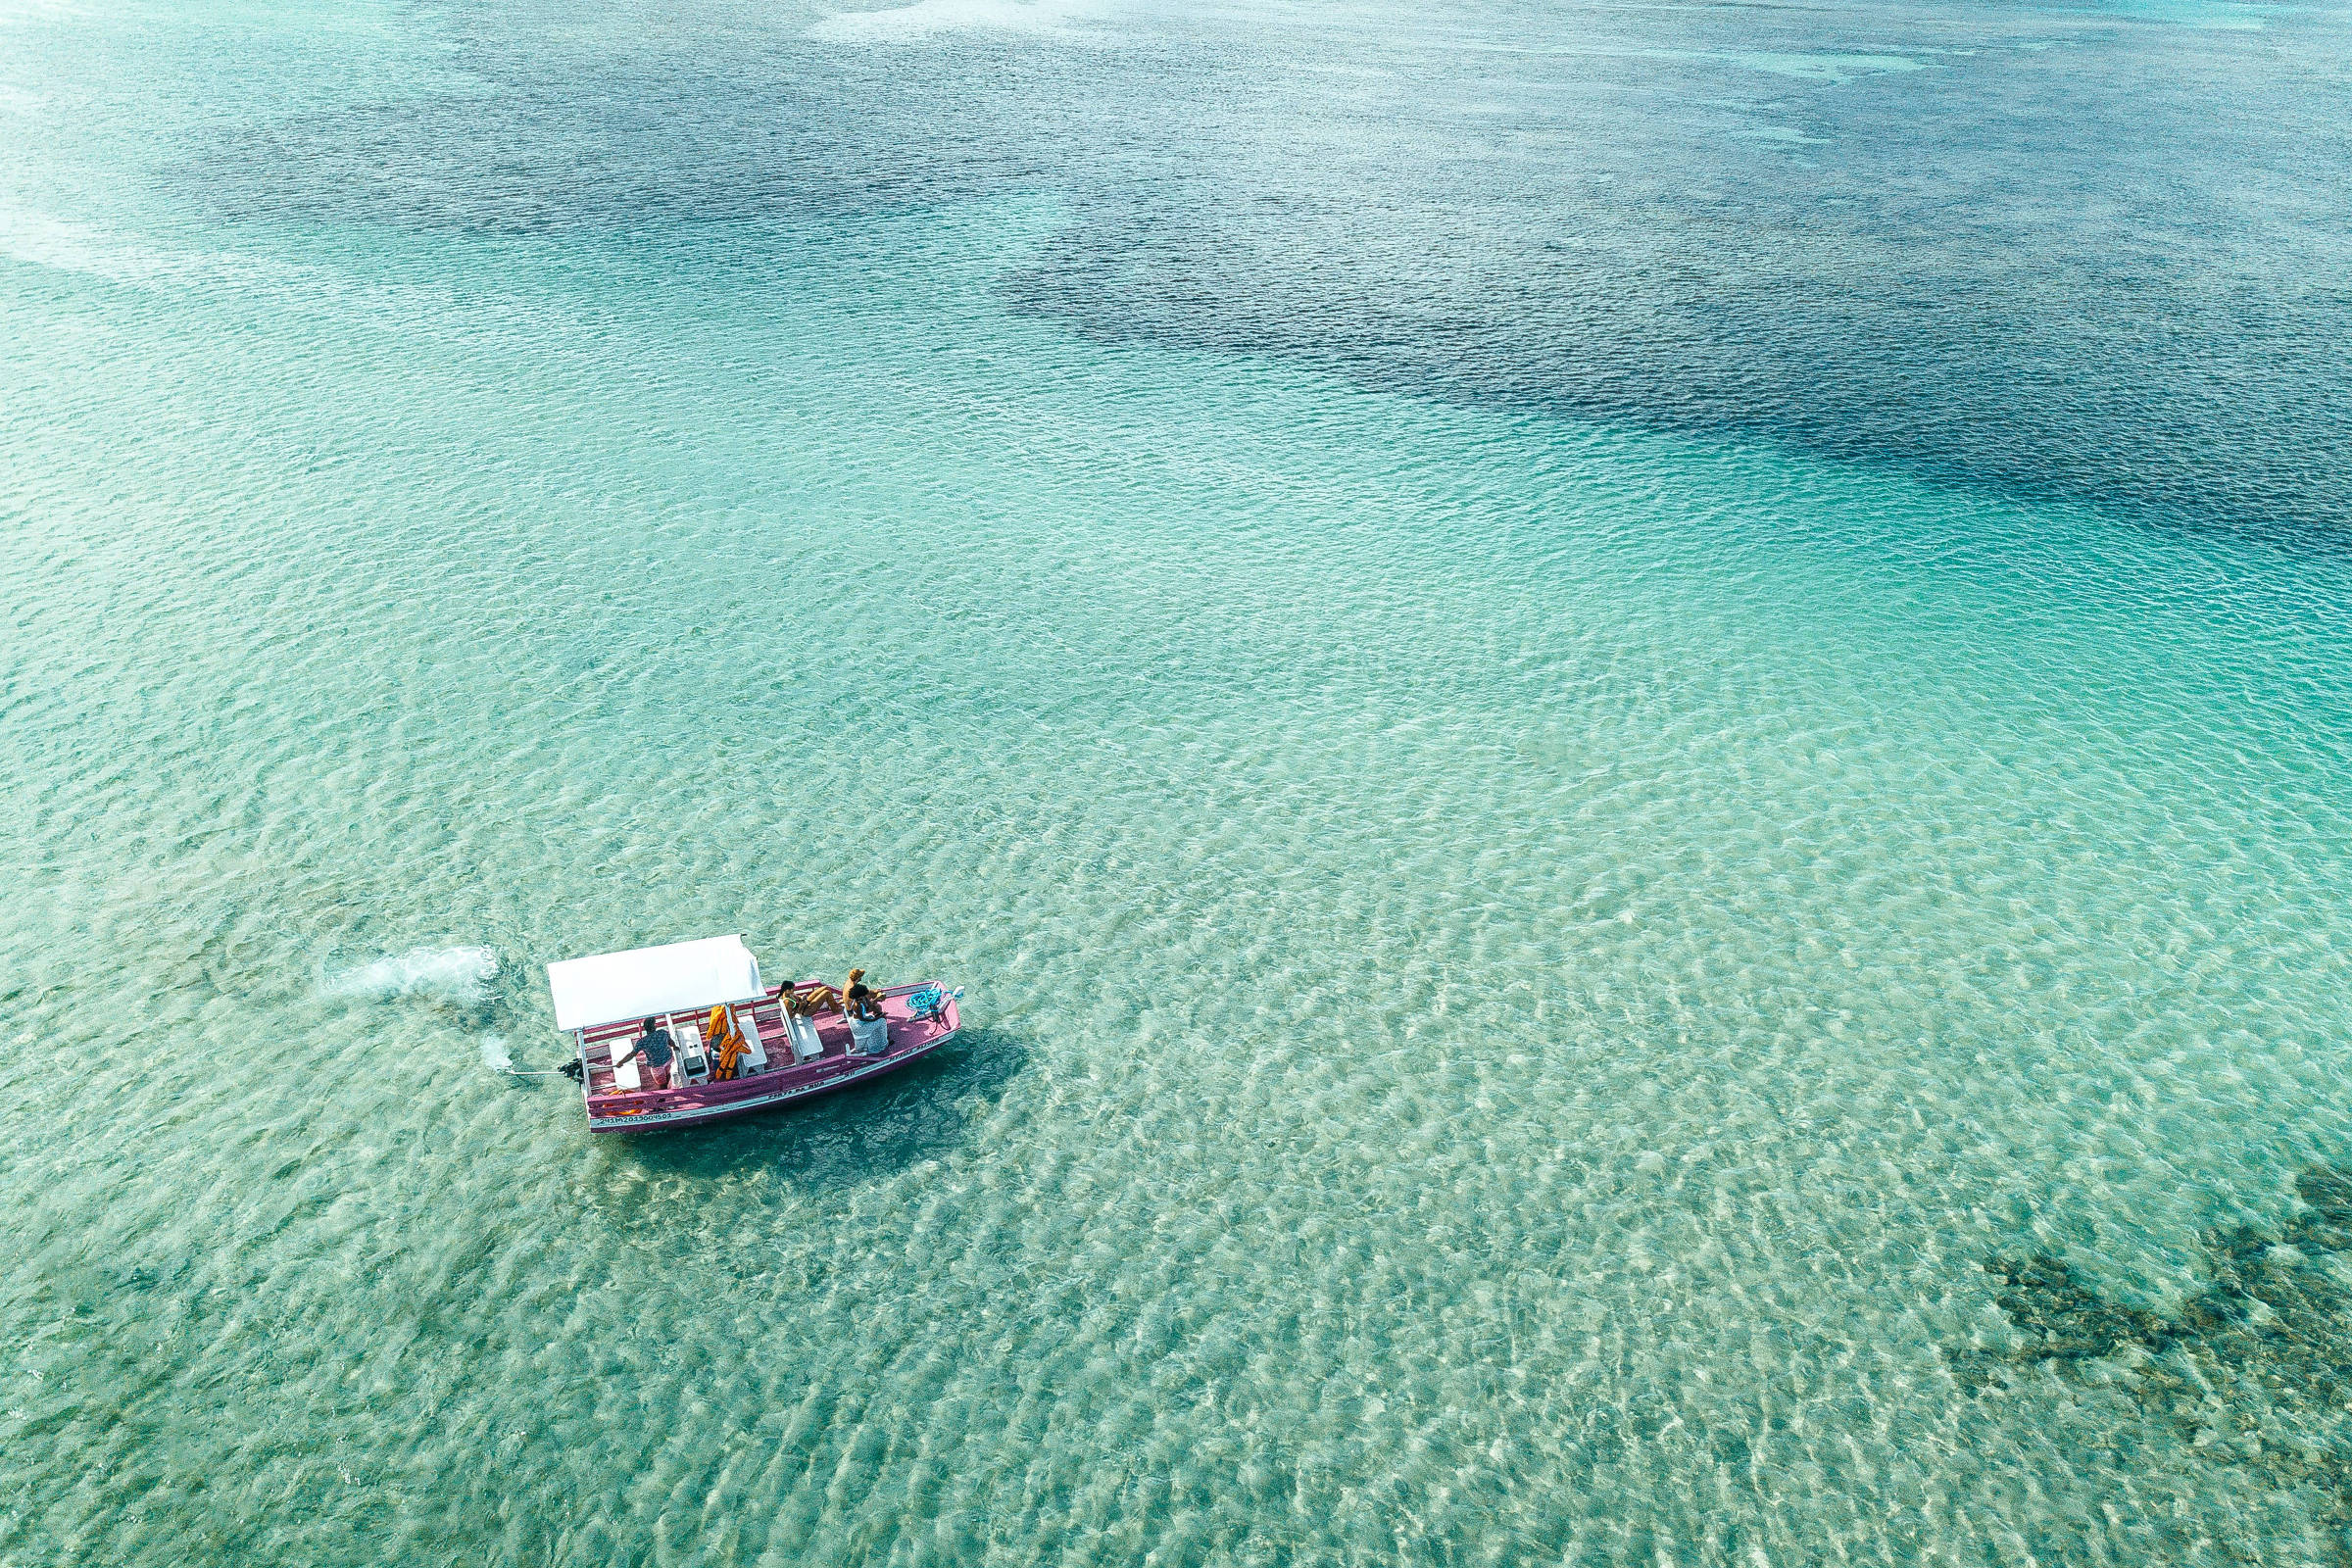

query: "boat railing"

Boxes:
[580, 983, 949, 1115]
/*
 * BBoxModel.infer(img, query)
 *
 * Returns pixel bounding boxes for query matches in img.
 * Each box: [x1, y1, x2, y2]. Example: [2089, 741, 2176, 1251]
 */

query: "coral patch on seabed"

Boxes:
[1952, 1164, 2352, 1561]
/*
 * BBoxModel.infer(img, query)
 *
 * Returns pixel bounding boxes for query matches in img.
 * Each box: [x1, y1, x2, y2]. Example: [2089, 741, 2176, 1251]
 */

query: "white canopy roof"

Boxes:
[546, 935, 764, 1032]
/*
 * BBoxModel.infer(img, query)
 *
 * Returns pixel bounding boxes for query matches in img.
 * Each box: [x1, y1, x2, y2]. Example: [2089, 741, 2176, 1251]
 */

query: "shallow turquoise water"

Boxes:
[7, 1, 2352, 1562]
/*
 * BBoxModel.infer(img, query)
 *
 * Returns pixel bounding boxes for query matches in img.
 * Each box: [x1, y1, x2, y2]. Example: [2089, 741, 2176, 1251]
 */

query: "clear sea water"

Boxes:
[6, 0, 2352, 1561]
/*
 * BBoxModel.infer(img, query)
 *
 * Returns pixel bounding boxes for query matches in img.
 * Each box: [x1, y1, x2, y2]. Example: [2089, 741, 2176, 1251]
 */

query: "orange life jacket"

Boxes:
[708, 1005, 746, 1080]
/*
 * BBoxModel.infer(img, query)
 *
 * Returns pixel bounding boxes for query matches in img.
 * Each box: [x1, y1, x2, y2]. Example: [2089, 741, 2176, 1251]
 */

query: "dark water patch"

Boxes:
[1003, 4, 2352, 541]
[183, 8, 1076, 233]
[1954, 1162, 2352, 1563]
[176, 0, 2352, 530]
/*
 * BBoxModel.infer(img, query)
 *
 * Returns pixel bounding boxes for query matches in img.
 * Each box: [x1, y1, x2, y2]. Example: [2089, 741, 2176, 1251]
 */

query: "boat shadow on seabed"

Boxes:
[587, 1022, 1030, 1190]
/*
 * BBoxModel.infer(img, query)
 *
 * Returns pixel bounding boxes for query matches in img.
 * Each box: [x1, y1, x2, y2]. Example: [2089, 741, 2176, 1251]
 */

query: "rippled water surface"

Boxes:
[6, 0, 2352, 1562]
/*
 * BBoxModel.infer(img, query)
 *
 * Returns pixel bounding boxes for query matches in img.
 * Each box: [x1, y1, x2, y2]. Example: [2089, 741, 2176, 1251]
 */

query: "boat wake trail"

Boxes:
[323, 945, 499, 1004]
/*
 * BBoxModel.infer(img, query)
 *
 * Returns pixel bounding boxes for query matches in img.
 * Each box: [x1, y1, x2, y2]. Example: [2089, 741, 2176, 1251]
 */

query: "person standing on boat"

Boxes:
[613, 1017, 676, 1090]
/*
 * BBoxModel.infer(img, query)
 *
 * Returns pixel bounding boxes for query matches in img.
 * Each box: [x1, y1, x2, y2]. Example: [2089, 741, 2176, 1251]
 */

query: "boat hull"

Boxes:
[580, 985, 958, 1134]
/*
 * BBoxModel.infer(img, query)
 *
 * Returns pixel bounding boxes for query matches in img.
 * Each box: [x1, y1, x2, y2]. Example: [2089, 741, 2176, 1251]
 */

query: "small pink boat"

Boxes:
[545, 935, 960, 1133]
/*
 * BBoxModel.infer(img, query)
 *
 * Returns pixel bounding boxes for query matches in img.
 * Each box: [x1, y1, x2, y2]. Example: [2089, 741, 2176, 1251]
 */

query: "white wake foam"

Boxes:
[325, 946, 499, 1004]
[0, 205, 311, 288]
[478, 1034, 514, 1072]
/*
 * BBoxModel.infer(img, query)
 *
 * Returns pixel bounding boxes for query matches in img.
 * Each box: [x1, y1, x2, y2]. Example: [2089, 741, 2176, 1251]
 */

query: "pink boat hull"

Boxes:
[578, 983, 958, 1133]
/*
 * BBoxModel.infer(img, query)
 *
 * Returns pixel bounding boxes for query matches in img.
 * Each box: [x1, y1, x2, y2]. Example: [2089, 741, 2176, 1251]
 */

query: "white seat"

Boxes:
[786, 1010, 825, 1063]
[609, 1043, 641, 1093]
[732, 1007, 768, 1074]
[849, 1013, 890, 1056]
[674, 1023, 709, 1085]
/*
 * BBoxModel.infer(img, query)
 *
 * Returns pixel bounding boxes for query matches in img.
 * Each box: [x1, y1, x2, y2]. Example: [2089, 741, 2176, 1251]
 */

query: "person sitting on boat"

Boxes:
[612, 1017, 675, 1090]
[844, 969, 884, 1022]
[844, 969, 891, 1055]
[777, 983, 828, 1062]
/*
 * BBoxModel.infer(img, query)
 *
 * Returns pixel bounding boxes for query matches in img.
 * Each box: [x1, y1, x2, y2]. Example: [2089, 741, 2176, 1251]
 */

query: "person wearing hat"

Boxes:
[843, 968, 890, 1055]
[843, 968, 883, 1022]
